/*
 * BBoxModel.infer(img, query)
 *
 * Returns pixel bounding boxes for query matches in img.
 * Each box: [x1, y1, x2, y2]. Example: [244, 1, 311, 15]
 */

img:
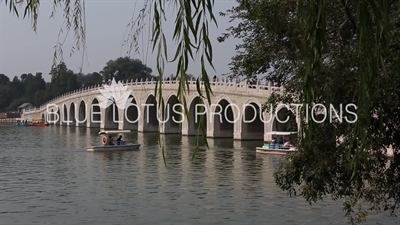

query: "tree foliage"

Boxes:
[0, 57, 153, 112]
[218, 0, 300, 84]
[0, 72, 47, 111]
[50, 62, 80, 97]
[100, 57, 154, 82]
[219, 0, 400, 223]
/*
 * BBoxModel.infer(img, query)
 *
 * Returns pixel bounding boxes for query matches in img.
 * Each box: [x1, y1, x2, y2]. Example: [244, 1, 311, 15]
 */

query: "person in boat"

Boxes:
[108, 135, 114, 145]
[283, 140, 293, 148]
[117, 135, 123, 142]
[116, 135, 125, 145]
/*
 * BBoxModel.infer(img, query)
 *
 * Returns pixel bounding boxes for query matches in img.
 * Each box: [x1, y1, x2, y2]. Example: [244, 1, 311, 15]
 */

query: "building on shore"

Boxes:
[18, 102, 35, 113]
[17, 103, 34, 113]
[0, 112, 21, 119]
[0, 112, 21, 124]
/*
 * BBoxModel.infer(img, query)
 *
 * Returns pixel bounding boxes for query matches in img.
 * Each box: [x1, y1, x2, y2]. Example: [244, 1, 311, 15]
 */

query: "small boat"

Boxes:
[87, 130, 140, 152]
[256, 131, 298, 155]
[256, 145, 296, 155]
[30, 118, 49, 126]
[15, 120, 29, 126]
[31, 122, 49, 126]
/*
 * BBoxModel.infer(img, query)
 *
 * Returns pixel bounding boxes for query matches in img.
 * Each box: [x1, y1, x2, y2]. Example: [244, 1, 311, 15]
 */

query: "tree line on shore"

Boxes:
[0, 57, 154, 112]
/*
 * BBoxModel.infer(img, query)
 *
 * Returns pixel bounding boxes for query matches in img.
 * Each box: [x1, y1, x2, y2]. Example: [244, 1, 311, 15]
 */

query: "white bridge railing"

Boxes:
[23, 77, 283, 114]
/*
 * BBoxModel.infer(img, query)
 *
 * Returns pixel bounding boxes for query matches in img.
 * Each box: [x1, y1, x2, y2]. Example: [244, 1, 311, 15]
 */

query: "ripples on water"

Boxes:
[0, 125, 398, 225]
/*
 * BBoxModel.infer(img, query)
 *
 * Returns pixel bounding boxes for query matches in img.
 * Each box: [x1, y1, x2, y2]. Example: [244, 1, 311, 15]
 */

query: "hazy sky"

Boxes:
[0, 1, 241, 82]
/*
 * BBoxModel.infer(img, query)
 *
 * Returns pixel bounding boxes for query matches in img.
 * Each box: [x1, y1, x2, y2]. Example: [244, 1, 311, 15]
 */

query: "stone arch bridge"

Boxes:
[22, 78, 296, 141]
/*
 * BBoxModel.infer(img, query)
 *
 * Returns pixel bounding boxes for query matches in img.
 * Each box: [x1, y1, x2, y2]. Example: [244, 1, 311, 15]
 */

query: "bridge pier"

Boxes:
[85, 102, 92, 128]
[99, 108, 107, 130]
[60, 104, 68, 126]
[206, 128, 236, 139]
[181, 120, 189, 136]
[182, 128, 202, 136]
[22, 78, 287, 141]
[181, 129, 189, 136]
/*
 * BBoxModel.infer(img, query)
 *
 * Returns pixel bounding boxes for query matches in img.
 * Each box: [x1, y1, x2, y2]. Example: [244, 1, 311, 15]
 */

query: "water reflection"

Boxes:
[0, 125, 398, 225]
[140, 132, 159, 146]
[164, 134, 183, 146]
[214, 148, 234, 183]
[212, 138, 234, 149]
[141, 133, 162, 196]
[157, 134, 185, 201]
[240, 140, 263, 151]
[184, 137, 208, 202]
[126, 131, 138, 143]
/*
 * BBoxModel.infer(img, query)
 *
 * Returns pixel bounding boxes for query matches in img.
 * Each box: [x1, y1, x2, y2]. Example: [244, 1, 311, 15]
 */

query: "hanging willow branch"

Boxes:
[5, 0, 88, 73]
[296, 0, 327, 157]
[149, 0, 217, 163]
[4, 0, 217, 163]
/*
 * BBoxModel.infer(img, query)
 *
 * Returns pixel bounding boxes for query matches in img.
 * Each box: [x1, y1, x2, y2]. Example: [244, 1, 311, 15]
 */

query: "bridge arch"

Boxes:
[69, 102, 76, 126]
[123, 95, 139, 130]
[187, 94, 207, 135]
[143, 94, 158, 132]
[45, 104, 57, 124]
[163, 94, 182, 134]
[271, 104, 298, 132]
[310, 105, 330, 124]
[21, 81, 289, 142]
[269, 104, 299, 144]
[56, 106, 61, 125]
[48, 109, 54, 124]
[77, 100, 87, 126]
[240, 98, 264, 140]
[62, 104, 68, 125]
[104, 100, 119, 130]
[212, 95, 237, 138]
[89, 98, 101, 128]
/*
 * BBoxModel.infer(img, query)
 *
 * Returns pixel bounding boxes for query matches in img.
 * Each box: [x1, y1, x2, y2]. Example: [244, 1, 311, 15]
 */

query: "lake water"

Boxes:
[0, 125, 398, 225]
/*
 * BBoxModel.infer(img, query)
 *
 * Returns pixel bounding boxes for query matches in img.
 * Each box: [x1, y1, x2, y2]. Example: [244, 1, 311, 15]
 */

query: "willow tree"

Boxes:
[219, 0, 399, 224]
[4, 0, 399, 223]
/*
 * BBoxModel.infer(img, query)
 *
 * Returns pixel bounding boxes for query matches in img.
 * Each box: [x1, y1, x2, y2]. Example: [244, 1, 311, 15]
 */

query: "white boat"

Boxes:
[256, 131, 298, 155]
[256, 145, 297, 155]
[86, 130, 141, 152]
